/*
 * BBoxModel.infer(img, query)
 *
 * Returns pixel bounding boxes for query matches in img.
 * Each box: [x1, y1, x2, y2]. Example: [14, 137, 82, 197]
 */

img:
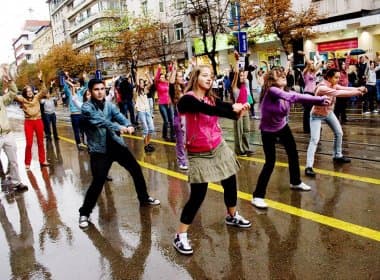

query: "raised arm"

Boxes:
[154, 65, 162, 85]
[169, 61, 177, 84]
[1, 70, 18, 105]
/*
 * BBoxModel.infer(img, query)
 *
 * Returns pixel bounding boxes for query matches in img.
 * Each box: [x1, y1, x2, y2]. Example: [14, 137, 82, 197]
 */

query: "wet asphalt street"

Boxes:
[0, 105, 379, 279]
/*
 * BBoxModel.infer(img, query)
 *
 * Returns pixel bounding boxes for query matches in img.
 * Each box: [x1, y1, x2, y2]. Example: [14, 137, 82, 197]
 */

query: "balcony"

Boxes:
[50, 0, 74, 16]
[72, 32, 101, 50]
[312, 0, 378, 17]
[67, 0, 93, 20]
[69, 10, 117, 36]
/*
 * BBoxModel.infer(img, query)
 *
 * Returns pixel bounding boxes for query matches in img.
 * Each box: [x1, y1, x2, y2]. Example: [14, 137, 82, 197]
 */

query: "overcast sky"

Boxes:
[0, 0, 50, 64]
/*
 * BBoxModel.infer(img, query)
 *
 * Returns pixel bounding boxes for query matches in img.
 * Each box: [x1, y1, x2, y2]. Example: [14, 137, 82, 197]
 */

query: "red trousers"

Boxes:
[24, 119, 46, 165]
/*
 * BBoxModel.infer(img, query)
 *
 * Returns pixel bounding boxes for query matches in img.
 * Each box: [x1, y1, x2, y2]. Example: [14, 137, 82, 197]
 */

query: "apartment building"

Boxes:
[12, 20, 51, 66]
[48, 0, 74, 44]
[32, 25, 54, 61]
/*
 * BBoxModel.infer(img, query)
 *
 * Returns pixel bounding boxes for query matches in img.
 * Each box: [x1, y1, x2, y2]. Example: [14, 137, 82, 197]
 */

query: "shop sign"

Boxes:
[317, 38, 358, 52]
[193, 34, 232, 55]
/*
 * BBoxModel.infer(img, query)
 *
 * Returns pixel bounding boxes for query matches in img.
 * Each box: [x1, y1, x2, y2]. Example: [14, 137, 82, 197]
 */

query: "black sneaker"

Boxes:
[173, 233, 193, 255]
[144, 145, 155, 153]
[147, 144, 155, 151]
[333, 156, 351, 163]
[140, 197, 160, 206]
[13, 183, 29, 192]
[305, 167, 316, 177]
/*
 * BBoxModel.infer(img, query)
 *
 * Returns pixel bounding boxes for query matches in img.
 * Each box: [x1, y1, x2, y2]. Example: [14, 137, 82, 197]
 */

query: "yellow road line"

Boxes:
[240, 157, 380, 185]
[59, 136, 380, 242]
[123, 134, 380, 185]
[138, 161, 380, 242]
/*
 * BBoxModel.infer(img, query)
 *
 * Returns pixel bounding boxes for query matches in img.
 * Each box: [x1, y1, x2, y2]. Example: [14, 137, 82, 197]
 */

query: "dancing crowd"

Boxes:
[0, 49, 378, 256]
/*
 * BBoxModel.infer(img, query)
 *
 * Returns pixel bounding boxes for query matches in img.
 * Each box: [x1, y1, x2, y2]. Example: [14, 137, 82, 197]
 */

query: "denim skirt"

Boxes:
[187, 140, 240, 184]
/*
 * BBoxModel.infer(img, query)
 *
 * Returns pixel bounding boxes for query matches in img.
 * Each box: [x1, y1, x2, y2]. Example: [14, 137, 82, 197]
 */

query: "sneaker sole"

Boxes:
[251, 201, 268, 209]
[225, 221, 252, 228]
[290, 186, 311, 191]
[140, 202, 161, 207]
[172, 241, 193, 255]
[79, 223, 89, 229]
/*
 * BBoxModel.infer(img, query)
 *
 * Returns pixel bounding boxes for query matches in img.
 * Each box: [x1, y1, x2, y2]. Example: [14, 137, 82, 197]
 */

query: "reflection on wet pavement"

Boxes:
[0, 114, 379, 279]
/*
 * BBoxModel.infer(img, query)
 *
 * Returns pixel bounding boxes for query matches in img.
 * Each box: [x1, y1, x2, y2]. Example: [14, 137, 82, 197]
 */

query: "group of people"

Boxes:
[0, 49, 372, 257]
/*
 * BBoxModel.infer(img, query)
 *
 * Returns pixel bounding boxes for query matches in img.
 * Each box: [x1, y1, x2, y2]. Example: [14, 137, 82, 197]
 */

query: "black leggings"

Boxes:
[180, 175, 237, 225]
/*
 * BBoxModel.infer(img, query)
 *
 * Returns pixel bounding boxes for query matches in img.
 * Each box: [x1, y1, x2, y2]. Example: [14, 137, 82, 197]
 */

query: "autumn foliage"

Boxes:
[16, 42, 93, 89]
[240, 0, 324, 54]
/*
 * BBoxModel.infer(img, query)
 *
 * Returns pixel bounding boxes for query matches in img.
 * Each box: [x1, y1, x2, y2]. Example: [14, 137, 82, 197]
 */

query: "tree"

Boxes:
[96, 13, 180, 77]
[15, 61, 38, 90]
[15, 42, 93, 88]
[240, 0, 323, 55]
[185, 0, 232, 75]
[37, 42, 94, 81]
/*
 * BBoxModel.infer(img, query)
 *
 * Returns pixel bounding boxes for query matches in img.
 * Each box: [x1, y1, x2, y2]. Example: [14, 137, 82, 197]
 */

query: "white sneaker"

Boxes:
[179, 164, 188, 170]
[251, 197, 268, 209]
[290, 182, 311, 191]
[79, 215, 89, 228]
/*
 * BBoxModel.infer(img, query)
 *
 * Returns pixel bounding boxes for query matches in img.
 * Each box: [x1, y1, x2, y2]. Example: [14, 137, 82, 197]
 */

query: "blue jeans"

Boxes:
[43, 112, 58, 139]
[306, 112, 343, 168]
[158, 104, 174, 139]
[121, 100, 136, 124]
[137, 111, 154, 136]
[70, 114, 84, 145]
[376, 79, 380, 101]
[148, 97, 154, 117]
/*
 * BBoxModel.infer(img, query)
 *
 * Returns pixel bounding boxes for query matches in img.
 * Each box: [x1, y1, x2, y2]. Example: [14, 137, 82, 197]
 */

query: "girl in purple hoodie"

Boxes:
[251, 67, 331, 209]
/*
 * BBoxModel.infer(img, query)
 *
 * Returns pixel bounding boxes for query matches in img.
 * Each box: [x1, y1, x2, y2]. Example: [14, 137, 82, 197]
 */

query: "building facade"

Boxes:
[304, 0, 380, 62]
[32, 26, 54, 62]
[12, 20, 50, 66]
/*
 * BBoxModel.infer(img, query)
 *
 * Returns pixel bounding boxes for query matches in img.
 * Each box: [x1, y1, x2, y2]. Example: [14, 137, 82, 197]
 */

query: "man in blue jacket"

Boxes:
[78, 78, 160, 228]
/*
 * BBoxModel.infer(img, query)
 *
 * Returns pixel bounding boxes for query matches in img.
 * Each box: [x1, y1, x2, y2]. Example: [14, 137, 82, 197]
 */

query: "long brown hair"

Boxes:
[260, 67, 287, 103]
[184, 65, 215, 103]
[22, 85, 34, 99]
[173, 71, 185, 104]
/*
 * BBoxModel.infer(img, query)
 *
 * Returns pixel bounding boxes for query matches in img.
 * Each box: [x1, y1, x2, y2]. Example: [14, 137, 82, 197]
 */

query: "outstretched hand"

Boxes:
[321, 96, 332, 106]
[232, 102, 250, 117]
[120, 126, 135, 135]
[358, 86, 367, 95]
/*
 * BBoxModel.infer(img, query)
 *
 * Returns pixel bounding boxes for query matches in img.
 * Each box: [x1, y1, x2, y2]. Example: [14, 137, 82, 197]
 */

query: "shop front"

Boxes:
[306, 13, 380, 62]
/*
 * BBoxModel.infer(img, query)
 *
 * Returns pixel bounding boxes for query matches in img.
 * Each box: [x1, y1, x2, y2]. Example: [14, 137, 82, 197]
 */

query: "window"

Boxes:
[159, 0, 164, 13]
[174, 0, 185, 9]
[175, 22, 184, 41]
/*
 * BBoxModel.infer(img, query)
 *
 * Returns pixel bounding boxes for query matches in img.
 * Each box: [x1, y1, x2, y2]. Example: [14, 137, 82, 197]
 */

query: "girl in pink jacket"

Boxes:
[155, 65, 175, 141]
[172, 65, 251, 255]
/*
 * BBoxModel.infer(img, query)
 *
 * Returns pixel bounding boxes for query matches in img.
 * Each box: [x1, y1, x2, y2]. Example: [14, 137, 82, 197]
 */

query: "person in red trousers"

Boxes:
[14, 71, 49, 170]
